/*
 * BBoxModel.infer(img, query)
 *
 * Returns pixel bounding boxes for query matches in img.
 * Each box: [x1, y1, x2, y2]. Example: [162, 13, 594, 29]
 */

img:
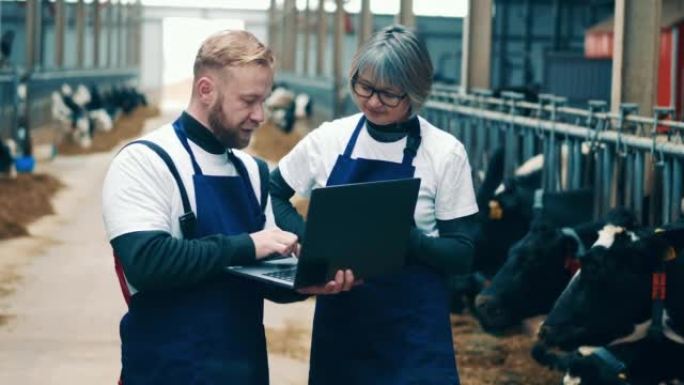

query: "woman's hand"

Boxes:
[296, 269, 361, 295]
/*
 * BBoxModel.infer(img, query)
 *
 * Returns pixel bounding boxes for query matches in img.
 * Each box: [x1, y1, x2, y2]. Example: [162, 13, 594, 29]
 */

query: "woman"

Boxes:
[270, 25, 478, 384]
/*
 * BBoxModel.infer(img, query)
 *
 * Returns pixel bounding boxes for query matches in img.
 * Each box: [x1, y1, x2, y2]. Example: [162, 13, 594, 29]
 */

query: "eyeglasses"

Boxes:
[351, 77, 407, 108]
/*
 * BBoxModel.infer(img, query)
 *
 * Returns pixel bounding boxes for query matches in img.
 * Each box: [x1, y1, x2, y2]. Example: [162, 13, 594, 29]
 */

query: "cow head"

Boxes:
[539, 225, 684, 350]
[475, 209, 637, 332]
[475, 220, 580, 331]
[473, 173, 541, 277]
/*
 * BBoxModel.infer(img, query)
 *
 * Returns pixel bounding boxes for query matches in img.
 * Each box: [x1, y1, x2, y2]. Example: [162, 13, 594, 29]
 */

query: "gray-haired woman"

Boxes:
[270, 24, 478, 384]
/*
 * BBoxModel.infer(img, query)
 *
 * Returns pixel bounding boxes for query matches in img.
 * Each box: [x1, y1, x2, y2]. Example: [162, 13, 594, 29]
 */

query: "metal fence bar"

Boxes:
[431, 89, 684, 133]
[672, 158, 683, 223]
[424, 96, 684, 227]
[662, 158, 672, 225]
[425, 101, 684, 157]
[633, 151, 645, 224]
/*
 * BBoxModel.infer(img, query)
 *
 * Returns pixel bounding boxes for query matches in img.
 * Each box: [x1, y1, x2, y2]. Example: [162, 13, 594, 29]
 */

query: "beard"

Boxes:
[207, 96, 250, 149]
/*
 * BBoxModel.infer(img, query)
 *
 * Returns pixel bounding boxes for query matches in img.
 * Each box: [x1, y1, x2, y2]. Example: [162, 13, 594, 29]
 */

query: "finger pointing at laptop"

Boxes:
[249, 227, 299, 259]
[250, 228, 359, 294]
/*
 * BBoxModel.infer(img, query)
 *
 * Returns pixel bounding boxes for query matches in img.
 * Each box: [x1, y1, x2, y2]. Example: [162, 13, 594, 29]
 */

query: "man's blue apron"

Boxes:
[309, 116, 459, 385]
[119, 119, 269, 385]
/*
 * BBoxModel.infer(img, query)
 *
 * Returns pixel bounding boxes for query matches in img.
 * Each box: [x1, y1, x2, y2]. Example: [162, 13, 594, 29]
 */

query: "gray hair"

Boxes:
[349, 24, 433, 113]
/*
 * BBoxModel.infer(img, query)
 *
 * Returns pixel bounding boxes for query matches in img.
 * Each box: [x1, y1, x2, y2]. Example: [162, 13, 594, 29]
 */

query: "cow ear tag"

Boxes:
[653, 228, 678, 261]
[488, 200, 503, 220]
[663, 246, 677, 262]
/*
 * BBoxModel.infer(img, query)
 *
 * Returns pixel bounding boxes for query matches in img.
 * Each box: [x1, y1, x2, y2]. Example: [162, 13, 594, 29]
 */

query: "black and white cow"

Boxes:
[449, 151, 595, 313]
[533, 223, 684, 385]
[538, 224, 684, 350]
[472, 155, 595, 277]
[52, 84, 148, 148]
[534, 227, 684, 382]
[264, 85, 313, 133]
[534, 331, 684, 385]
[472, 153, 544, 278]
[474, 208, 638, 332]
[0, 139, 16, 178]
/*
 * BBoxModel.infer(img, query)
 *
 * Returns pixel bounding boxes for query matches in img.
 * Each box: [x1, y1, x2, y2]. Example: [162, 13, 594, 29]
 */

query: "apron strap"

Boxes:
[342, 116, 367, 157]
[226, 150, 262, 204]
[172, 119, 204, 175]
[124, 140, 197, 239]
[402, 121, 421, 166]
[226, 151, 267, 227]
[254, 157, 270, 212]
[344, 115, 422, 166]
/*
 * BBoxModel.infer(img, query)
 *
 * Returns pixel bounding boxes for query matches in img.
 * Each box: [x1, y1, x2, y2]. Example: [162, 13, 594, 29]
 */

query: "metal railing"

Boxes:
[424, 90, 684, 226]
[0, 70, 20, 141]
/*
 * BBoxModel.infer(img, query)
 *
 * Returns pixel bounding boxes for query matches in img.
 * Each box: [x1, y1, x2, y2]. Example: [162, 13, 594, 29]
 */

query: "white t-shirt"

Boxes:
[278, 113, 478, 237]
[102, 123, 275, 241]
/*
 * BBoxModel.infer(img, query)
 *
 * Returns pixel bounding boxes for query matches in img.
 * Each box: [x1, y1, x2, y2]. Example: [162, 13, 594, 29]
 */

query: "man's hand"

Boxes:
[297, 269, 360, 295]
[249, 228, 299, 260]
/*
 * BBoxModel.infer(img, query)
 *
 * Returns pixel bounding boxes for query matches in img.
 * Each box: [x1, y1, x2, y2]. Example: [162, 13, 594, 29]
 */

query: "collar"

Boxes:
[561, 227, 587, 257]
[365, 115, 420, 143]
[179, 111, 225, 155]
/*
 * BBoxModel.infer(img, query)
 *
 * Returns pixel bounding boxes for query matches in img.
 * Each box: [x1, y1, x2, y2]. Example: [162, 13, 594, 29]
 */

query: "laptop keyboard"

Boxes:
[264, 267, 297, 282]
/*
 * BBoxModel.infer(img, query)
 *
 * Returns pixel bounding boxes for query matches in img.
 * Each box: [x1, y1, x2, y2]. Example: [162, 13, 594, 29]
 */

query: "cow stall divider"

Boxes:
[424, 89, 684, 226]
[0, 70, 21, 142]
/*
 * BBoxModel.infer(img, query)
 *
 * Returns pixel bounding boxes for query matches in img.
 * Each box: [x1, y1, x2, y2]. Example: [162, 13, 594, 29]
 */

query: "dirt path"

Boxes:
[0, 151, 127, 384]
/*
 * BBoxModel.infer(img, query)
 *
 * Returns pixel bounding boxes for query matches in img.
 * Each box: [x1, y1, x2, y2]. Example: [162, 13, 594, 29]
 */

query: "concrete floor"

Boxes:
[0, 110, 312, 385]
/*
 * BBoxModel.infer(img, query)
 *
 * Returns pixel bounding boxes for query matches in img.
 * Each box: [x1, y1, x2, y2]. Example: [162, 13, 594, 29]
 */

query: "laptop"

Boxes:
[226, 178, 421, 289]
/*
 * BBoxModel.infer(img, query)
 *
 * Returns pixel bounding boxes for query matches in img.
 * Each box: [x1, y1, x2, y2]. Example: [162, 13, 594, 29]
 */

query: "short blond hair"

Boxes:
[193, 30, 274, 77]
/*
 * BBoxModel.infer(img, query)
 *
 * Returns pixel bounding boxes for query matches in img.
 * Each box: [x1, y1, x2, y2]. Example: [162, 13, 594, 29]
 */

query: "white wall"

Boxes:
[139, 6, 268, 104]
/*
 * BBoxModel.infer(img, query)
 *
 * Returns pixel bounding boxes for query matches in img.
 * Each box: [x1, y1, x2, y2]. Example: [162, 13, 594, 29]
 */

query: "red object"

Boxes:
[651, 272, 667, 300]
[564, 256, 581, 276]
[113, 253, 132, 306]
[344, 12, 354, 34]
[585, 33, 613, 59]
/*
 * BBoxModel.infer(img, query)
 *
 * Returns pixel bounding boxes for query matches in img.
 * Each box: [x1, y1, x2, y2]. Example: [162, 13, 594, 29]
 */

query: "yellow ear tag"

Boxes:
[618, 373, 628, 380]
[664, 246, 677, 262]
[489, 200, 503, 220]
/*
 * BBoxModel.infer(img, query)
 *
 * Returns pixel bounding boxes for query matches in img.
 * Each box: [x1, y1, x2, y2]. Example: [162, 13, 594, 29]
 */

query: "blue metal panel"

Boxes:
[543, 52, 612, 107]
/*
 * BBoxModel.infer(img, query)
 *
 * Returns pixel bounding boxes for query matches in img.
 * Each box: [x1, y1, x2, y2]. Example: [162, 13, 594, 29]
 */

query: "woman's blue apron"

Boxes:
[309, 116, 459, 385]
[119, 119, 269, 385]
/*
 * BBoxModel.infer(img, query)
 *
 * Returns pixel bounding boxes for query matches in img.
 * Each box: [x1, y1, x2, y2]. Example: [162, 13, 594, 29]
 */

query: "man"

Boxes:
[102, 30, 353, 385]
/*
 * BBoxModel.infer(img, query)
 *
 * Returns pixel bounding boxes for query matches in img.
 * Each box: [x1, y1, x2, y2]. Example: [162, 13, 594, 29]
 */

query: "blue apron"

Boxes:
[309, 117, 460, 385]
[119, 119, 269, 385]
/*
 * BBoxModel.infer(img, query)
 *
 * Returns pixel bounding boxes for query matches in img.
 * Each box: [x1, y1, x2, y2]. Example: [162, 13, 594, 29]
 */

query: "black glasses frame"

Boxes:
[351, 76, 407, 108]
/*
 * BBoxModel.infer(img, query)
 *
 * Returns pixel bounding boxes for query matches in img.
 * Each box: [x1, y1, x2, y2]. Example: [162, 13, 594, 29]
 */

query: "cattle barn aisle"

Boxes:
[0, 108, 557, 384]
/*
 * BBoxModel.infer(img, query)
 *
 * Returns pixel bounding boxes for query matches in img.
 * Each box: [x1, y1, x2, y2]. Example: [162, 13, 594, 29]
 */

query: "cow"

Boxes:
[265, 86, 296, 133]
[474, 208, 638, 333]
[533, 333, 684, 385]
[264, 84, 313, 133]
[72, 84, 113, 134]
[472, 152, 544, 278]
[449, 150, 594, 313]
[472, 149, 594, 278]
[56, 84, 91, 147]
[530, 221, 684, 385]
[538, 224, 684, 351]
[0, 139, 16, 178]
